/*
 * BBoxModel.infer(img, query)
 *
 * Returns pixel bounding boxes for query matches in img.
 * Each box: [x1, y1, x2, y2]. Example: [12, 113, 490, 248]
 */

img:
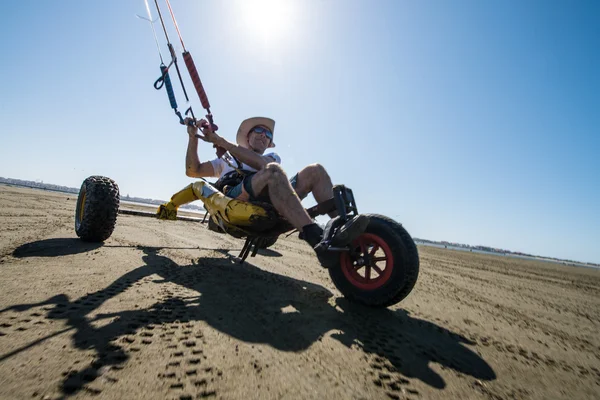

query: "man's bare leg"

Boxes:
[249, 163, 313, 230]
[293, 163, 337, 217]
[250, 163, 369, 268]
[292, 162, 370, 249]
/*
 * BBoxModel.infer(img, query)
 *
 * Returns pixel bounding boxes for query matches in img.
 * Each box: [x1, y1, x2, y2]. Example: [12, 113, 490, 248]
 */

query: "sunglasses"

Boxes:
[251, 126, 273, 140]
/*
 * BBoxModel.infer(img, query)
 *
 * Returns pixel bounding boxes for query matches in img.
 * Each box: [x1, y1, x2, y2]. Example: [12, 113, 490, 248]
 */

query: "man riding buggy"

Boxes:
[75, 115, 419, 307]
[74, 0, 418, 308]
[156, 116, 370, 268]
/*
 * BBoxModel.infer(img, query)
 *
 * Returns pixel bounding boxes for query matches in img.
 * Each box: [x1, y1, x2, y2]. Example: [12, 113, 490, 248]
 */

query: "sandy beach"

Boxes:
[0, 184, 598, 399]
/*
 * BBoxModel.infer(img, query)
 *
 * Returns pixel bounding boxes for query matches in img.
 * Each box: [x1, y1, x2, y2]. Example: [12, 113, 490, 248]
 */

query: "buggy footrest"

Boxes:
[332, 185, 358, 221]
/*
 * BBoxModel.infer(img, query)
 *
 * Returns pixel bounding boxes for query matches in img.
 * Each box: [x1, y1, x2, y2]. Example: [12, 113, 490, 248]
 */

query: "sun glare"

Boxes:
[238, 0, 295, 45]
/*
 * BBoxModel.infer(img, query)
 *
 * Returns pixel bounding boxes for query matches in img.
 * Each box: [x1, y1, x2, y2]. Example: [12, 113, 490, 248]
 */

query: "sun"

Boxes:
[238, 0, 295, 45]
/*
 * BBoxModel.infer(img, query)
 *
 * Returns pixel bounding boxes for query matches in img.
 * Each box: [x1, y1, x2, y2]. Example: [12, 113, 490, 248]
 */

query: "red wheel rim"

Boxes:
[340, 233, 394, 290]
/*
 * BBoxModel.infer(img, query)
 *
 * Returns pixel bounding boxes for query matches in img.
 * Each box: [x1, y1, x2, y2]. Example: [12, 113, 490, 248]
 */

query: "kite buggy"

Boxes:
[73, 0, 419, 308]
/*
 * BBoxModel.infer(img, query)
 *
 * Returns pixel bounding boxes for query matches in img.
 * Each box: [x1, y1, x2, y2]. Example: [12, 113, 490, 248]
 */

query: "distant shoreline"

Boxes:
[415, 241, 599, 270]
[0, 179, 204, 213]
[1, 179, 596, 269]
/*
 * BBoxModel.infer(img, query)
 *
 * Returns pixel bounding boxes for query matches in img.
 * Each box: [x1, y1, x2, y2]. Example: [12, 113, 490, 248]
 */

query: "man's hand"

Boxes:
[185, 117, 199, 140]
[184, 117, 219, 142]
[195, 118, 222, 145]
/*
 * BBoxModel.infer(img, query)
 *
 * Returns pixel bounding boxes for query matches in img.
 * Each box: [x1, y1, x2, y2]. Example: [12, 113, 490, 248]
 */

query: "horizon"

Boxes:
[0, 1, 598, 264]
[2, 176, 597, 267]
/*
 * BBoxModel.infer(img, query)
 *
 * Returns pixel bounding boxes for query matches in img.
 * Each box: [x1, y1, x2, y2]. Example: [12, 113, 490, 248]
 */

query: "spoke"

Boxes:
[373, 256, 387, 262]
[372, 264, 383, 275]
[369, 244, 380, 257]
[354, 264, 364, 272]
[360, 241, 368, 256]
[365, 266, 371, 280]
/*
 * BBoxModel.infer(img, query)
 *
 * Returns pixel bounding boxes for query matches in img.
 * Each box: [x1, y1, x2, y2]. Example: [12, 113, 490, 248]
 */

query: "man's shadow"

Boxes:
[2, 239, 495, 396]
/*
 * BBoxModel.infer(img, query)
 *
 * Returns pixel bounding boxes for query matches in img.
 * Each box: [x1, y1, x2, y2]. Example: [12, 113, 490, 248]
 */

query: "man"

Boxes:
[157, 116, 368, 267]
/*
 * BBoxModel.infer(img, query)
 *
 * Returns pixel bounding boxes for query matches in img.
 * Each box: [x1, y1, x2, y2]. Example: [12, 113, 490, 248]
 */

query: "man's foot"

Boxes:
[299, 223, 336, 268]
[156, 202, 178, 220]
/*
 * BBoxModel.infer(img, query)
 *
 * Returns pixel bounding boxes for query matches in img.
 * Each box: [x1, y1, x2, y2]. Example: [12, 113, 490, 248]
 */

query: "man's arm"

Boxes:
[185, 135, 215, 177]
[185, 120, 215, 178]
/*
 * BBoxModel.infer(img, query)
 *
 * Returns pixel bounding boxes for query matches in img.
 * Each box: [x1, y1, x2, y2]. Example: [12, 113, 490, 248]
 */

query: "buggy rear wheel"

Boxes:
[328, 214, 419, 308]
[75, 176, 120, 242]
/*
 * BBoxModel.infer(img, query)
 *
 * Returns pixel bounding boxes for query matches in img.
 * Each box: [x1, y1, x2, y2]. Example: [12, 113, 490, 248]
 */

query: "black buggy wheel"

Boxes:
[328, 214, 419, 308]
[75, 176, 120, 242]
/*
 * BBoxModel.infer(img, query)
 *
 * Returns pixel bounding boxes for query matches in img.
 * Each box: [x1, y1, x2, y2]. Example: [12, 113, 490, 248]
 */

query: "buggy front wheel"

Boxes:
[328, 214, 419, 308]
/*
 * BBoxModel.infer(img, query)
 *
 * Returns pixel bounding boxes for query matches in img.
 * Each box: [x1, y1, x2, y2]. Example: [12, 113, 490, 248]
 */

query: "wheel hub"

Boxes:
[340, 233, 395, 290]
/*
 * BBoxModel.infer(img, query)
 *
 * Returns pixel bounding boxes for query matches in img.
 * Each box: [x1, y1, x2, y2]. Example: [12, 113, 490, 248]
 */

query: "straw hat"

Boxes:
[236, 117, 276, 148]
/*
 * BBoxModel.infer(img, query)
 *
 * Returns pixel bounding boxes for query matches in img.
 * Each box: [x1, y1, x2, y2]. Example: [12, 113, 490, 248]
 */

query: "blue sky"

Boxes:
[0, 1, 598, 263]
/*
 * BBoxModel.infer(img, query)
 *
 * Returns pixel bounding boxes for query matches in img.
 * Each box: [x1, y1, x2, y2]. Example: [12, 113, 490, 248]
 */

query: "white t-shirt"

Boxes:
[210, 152, 281, 179]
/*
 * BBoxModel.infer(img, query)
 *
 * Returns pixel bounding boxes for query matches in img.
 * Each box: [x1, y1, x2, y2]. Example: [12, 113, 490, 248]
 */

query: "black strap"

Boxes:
[214, 169, 254, 193]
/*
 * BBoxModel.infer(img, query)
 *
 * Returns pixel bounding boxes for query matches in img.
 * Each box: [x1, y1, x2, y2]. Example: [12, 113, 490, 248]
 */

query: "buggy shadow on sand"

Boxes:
[3, 243, 495, 397]
[74, 175, 419, 308]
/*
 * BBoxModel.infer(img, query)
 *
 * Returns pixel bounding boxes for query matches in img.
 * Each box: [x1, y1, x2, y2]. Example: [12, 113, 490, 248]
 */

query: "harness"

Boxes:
[215, 148, 263, 195]
[214, 169, 253, 195]
[214, 150, 256, 195]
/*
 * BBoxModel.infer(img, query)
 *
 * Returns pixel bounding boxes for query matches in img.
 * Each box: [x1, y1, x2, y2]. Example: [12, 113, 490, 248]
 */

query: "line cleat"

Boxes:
[156, 202, 178, 220]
